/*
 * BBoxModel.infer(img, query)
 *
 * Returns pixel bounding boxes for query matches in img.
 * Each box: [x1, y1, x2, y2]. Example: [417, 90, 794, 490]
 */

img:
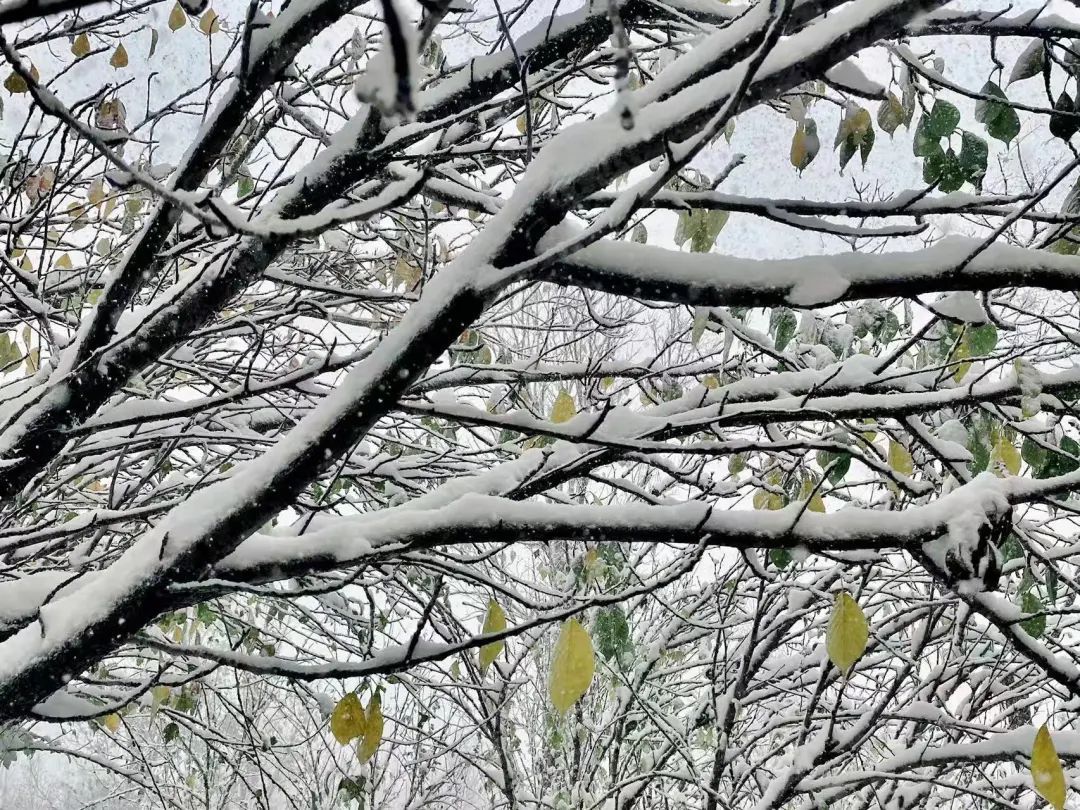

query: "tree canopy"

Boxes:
[4, 0, 1080, 807]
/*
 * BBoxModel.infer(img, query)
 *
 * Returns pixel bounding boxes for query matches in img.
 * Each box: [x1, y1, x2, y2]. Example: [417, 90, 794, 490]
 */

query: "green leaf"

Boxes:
[967, 323, 997, 355]
[913, 115, 940, 157]
[769, 548, 793, 570]
[958, 131, 988, 187]
[771, 308, 798, 351]
[1008, 40, 1044, 86]
[925, 100, 960, 139]
[593, 606, 632, 661]
[936, 149, 966, 193]
[1038, 436, 1080, 478]
[1022, 437, 1047, 471]
[1020, 591, 1046, 638]
[922, 142, 946, 183]
[821, 451, 851, 484]
[1050, 91, 1079, 142]
[1047, 567, 1059, 603]
[975, 81, 1020, 145]
[691, 307, 709, 346]
[1000, 533, 1023, 562]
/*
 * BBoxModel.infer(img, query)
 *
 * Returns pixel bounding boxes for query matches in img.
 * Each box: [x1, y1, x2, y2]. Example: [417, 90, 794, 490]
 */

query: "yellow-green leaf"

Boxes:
[71, 33, 91, 58]
[55, 253, 72, 270]
[168, 1, 186, 30]
[103, 713, 121, 733]
[551, 390, 575, 424]
[888, 439, 914, 476]
[826, 591, 868, 673]
[330, 693, 366, 745]
[110, 43, 128, 69]
[199, 9, 220, 35]
[1032, 724, 1067, 810]
[549, 619, 594, 714]
[357, 695, 382, 764]
[993, 436, 1022, 476]
[478, 599, 506, 674]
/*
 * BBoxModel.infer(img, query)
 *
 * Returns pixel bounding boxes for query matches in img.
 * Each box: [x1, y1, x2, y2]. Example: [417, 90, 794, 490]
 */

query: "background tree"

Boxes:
[4, 0, 1080, 807]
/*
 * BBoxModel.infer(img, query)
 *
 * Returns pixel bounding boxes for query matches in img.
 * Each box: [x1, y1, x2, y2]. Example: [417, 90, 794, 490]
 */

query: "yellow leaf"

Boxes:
[808, 493, 825, 513]
[703, 374, 718, 389]
[72, 33, 91, 58]
[55, 253, 72, 270]
[199, 9, 220, 35]
[888, 439, 914, 476]
[393, 257, 421, 289]
[1032, 724, 1067, 810]
[357, 695, 382, 763]
[4, 71, 27, 94]
[103, 713, 121, 733]
[330, 693, 366, 745]
[169, 2, 187, 30]
[516, 115, 527, 134]
[549, 619, 594, 714]
[478, 599, 506, 674]
[110, 42, 128, 69]
[88, 178, 106, 205]
[550, 390, 575, 424]
[826, 591, 868, 673]
[152, 685, 171, 704]
[994, 436, 1022, 477]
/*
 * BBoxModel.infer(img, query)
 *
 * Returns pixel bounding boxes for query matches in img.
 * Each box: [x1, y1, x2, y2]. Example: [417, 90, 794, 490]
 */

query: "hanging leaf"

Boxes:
[770, 548, 793, 570]
[549, 619, 595, 715]
[594, 606, 631, 662]
[877, 92, 905, 136]
[168, 2, 187, 30]
[924, 100, 960, 139]
[550, 390, 575, 424]
[4, 71, 28, 94]
[888, 440, 914, 476]
[958, 131, 988, 187]
[357, 695, 382, 764]
[911, 97, 939, 145]
[1020, 591, 1046, 638]
[790, 119, 819, 171]
[110, 43, 128, 69]
[691, 307, 709, 346]
[993, 436, 1022, 476]
[975, 81, 1021, 144]
[771, 307, 798, 351]
[826, 591, 868, 673]
[967, 323, 997, 355]
[199, 9, 220, 35]
[1009, 41, 1044, 86]
[1050, 91, 1079, 142]
[102, 713, 122, 733]
[330, 693, 366, 745]
[1031, 724, 1066, 810]
[149, 28, 159, 57]
[478, 599, 506, 674]
[71, 33, 91, 58]
[935, 148, 966, 193]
